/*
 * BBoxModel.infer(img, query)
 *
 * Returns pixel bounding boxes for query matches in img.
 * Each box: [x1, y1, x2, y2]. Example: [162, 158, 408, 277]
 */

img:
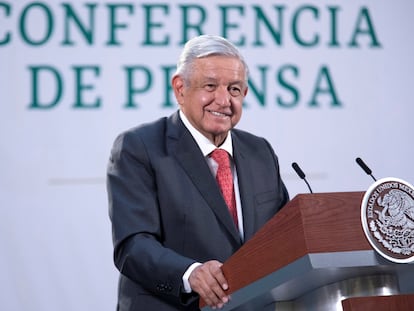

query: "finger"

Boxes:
[207, 263, 231, 306]
[202, 275, 228, 306]
[209, 263, 229, 291]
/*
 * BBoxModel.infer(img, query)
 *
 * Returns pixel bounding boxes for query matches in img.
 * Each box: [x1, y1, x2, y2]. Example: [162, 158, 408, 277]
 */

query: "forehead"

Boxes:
[191, 56, 246, 80]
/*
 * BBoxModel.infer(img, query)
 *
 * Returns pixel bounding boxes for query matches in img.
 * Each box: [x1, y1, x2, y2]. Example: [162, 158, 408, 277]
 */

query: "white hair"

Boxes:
[175, 34, 249, 84]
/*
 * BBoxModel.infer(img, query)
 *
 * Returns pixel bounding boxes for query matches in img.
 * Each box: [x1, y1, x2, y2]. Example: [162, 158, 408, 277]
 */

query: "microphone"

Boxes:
[292, 162, 313, 193]
[355, 157, 377, 181]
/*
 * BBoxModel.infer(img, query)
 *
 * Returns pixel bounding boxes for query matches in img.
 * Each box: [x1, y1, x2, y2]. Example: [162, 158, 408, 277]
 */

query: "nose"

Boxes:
[214, 86, 231, 106]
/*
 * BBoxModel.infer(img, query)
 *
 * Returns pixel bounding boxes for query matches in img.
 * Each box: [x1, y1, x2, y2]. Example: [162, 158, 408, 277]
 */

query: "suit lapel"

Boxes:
[232, 133, 256, 242]
[166, 112, 241, 245]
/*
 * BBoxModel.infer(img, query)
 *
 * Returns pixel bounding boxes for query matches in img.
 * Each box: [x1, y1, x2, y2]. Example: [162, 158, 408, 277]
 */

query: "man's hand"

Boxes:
[189, 260, 230, 309]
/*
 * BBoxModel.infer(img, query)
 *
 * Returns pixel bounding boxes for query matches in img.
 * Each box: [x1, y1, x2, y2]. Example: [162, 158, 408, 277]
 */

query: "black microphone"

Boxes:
[355, 157, 377, 181]
[292, 162, 313, 193]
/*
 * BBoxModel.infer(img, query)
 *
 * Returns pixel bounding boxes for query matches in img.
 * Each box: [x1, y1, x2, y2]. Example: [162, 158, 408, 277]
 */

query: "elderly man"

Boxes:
[107, 34, 289, 311]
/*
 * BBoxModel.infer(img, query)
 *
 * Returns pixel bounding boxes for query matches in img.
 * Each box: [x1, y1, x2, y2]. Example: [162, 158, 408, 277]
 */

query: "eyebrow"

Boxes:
[201, 77, 245, 85]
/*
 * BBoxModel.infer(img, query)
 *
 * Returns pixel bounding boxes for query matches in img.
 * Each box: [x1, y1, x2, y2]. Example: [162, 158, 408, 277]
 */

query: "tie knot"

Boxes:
[210, 149, 230, 167]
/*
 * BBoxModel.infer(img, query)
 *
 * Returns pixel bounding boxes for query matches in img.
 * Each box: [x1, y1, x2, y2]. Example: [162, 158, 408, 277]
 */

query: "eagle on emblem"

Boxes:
[376, 189, 414, 229]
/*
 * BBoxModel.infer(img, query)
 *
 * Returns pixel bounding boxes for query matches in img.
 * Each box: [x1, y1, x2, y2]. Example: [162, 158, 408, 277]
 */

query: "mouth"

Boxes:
[207, 109, 231, 118]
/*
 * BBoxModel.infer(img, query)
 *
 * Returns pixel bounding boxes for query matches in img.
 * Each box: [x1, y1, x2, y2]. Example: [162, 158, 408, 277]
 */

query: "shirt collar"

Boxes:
[179, 110, 233, 157]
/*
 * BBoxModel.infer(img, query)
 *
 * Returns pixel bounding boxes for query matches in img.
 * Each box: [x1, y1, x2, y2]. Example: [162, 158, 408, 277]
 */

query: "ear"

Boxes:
[243, 85, 248, 97]
[172, 75, 185, 105]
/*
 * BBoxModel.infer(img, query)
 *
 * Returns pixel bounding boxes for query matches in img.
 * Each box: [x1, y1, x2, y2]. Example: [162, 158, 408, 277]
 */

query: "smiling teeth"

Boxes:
[211, 111, 227, 117]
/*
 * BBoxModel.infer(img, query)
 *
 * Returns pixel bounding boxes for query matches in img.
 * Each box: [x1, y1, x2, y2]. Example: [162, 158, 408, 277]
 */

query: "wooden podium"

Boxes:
[200, 192, 414, 311]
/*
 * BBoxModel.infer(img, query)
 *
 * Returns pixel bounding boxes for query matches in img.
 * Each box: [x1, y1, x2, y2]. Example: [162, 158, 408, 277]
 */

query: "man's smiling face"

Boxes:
[173, 55, 248, 146]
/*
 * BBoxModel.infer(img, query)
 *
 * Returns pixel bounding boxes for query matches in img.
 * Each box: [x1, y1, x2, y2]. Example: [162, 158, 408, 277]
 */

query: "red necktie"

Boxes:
[210, 149, 238, 229]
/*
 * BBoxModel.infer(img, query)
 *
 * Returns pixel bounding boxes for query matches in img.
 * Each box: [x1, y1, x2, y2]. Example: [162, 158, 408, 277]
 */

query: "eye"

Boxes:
[228, 86, 242, 97]
[204, 83, 217, 92]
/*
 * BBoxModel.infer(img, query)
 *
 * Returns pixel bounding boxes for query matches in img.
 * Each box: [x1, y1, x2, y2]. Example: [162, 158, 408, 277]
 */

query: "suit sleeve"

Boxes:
[106, 130, 196, 302]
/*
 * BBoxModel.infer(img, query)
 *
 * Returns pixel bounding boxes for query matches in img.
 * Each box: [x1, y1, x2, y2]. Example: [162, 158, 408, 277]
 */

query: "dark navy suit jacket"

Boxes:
[107, 111, 289, 311]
